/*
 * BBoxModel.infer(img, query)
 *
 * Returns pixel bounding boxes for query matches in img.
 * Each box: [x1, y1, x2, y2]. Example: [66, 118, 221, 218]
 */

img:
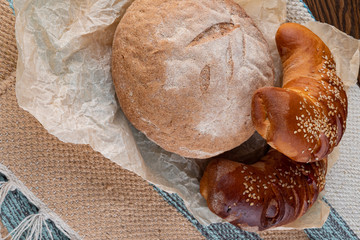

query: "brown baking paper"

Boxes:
[14, 0, 360, 230]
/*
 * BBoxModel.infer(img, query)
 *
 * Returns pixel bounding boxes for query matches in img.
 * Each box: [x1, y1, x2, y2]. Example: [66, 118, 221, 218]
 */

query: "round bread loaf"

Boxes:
[112, 0, 274, 159]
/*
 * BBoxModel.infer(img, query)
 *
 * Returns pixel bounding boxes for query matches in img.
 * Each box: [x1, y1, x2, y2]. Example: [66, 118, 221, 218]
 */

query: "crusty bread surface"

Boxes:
[200, 149, 327, 231]
[112, 0, 274, 158]
[252, 23, 347, 163]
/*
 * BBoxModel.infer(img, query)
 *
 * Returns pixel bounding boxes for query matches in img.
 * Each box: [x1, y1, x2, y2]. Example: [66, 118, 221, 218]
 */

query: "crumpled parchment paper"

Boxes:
[14, 0, 360, 229]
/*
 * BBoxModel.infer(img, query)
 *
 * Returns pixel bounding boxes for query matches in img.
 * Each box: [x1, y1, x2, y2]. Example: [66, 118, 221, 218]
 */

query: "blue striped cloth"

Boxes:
[0, 174, 69, 239]
[153, 185, 359, 240]
[2, 0, 359, 239]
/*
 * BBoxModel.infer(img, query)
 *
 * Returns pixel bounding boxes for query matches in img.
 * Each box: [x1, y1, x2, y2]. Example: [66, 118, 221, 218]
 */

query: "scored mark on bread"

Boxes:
[187, 22, 239, 47]
[242, 33, 246, 65]
[199, 65, 210, 93]
[226, 41, 234, 83]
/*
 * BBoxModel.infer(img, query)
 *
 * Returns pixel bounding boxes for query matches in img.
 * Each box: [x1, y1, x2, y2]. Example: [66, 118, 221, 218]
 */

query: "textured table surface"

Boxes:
[303, 0, 360, 85]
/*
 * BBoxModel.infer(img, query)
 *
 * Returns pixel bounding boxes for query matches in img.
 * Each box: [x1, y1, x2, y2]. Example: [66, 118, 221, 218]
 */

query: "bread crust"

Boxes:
[112, 0, 274, 158]
[200, 149, 327, 231]
[252, 23, 347, 163]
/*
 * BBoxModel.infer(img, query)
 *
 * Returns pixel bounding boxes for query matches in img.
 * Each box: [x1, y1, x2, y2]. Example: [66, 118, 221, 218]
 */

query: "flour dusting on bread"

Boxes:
[112, 0, 274, 158]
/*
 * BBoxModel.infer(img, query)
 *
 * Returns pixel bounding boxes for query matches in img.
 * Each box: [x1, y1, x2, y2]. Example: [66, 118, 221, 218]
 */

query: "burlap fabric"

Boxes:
[0, 0, 348, 239]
